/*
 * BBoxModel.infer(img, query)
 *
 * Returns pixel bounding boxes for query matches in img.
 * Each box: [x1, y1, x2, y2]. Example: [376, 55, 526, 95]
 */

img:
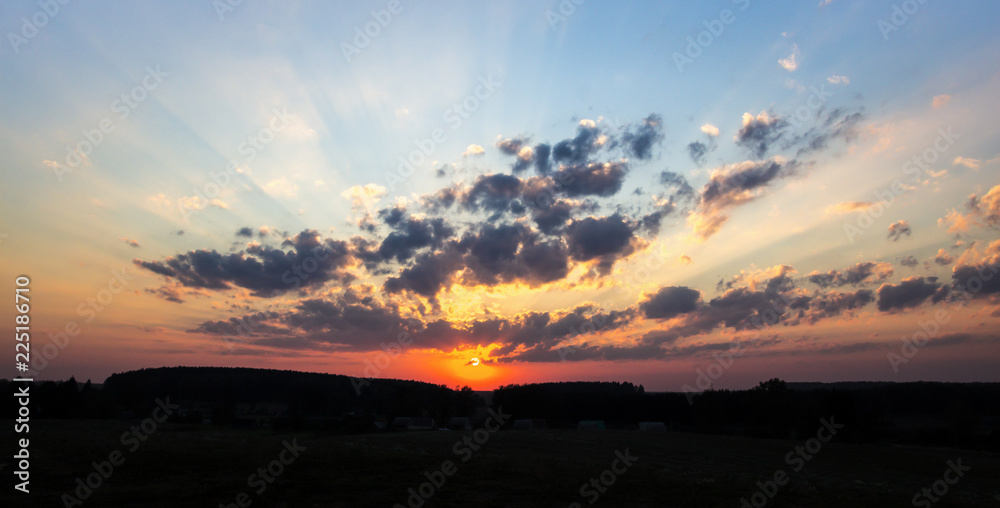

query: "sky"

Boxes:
[1, 0, 999, 391]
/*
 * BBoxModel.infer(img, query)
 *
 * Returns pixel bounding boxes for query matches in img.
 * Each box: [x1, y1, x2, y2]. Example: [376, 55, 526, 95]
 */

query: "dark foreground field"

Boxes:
[2, 419, 999, 507]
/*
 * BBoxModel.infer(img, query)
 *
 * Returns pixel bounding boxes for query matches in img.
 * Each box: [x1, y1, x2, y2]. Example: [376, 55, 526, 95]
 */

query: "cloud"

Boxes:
[264, 177, 299, 199]
[900, 255, 919, 268]
[953, 157, 980, 170]
[687, 141, 711, 166]
[462, 144, 485, 157]
[932, 94, 951, 108]
[690, 159, 794, 239]
[533, 143, 552, 174]
[461, 173, 524, 215]
[119, 237, 141, 248]
[700, 124, 720, 137]
[341, 184, 386, 210]
[806, 261, 893, 288]
[552, 120, 604, 165]
[639, 286, 702, 319]
[778, 44, 800, 72]
[565, 214, 638, 274]
[621, 114, 664, 160]
[383, 223, 572, 301]
[938, 185, 1000, 232]
[735, 111, 787, 158]
[144, 282, 190, 304]
[802, 289, 874, 324]
[933, 249, 954, 266]
[374, 216, 455, 264]
[496, 137, 535, 172]
[877, 276, 942, 312]
[827, 201, 872, 214]
[947, 240, 1000, 297]
[789, 107, 865, 156]
[887, 220, 912, 242]
[826, 75, 850, 85]
[135, 229, 357, 297]
[530, 199, 581, 234]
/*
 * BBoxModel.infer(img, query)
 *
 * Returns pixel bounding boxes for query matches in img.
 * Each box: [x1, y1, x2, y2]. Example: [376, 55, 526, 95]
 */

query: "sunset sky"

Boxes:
[2, 1, 998, 391]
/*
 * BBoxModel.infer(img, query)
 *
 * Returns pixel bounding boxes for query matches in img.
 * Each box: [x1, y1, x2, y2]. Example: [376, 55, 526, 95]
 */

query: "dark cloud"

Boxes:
[951, 260, 1000, 297]
[639, 286, 701, 319]
[933, 249, 954, 266]
[687, 141, 710, 166]
[806, 261, 893, 288]
[550, 161, 628, 198]
[458, 223, 569, 287]
[801, 289, 874, 324]
[496, 137, 528, 156]
[900, 255, 919, 268]
[692, 159, 794, 239]
[621, 114, 664, 160]
[565, 214, 637, 273]
[877, 276, 941, 312]
[378, 205, 406, 228]
[383, 223, 571, 300]
[887, 220, 912, 242]
[236, 227, 254, 238]
[530, 199, 578, 235]
[461, 173, 524, 214]
[495, 138, 536, 173]
[792, 108, 865, 156]
[383, 249, 462, 300]
[701, 160, 787, 207]
[552, 120, 602, 165]
[144, 284, 186, 304]
[735, 111, 787, 158]
[533, 143, 552, 174]
[421, 186, 459, 212]
[376, 216, 455, 263]
[135, 229, 356, 297]
[659, 171, 696, 201]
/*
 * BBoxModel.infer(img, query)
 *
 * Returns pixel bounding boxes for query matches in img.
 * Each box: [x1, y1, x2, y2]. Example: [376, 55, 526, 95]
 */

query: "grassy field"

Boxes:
[2, 419, 999, 507]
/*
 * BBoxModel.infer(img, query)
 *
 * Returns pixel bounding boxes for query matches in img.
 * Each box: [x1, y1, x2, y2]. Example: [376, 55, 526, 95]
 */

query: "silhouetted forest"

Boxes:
[5, 368, 999, 451]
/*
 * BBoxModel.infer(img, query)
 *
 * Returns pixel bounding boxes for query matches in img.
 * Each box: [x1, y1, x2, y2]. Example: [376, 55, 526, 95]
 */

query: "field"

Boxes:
[0, 421, 1000, 507]
[3, 419, 1000, 507]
